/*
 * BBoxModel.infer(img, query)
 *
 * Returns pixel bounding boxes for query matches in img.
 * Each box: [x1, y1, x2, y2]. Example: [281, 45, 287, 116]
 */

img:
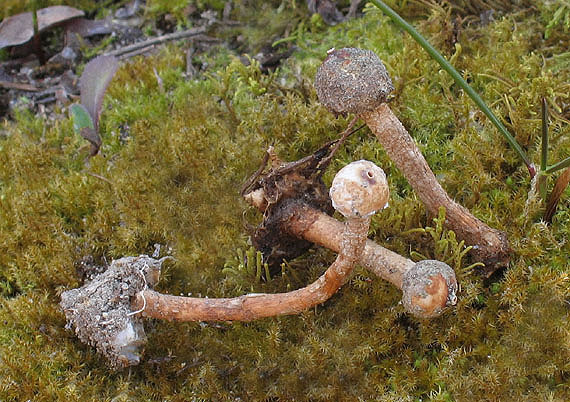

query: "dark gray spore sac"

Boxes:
[314, 47, 394, 116]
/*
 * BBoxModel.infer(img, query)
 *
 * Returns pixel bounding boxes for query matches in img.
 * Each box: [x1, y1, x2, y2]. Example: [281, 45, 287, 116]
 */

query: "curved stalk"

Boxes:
[134, 217, 369, 321]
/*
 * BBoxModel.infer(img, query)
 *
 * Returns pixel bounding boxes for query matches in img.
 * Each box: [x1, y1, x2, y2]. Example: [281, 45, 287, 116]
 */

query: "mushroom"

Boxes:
[244, 182, 458, 319]
[314, 47, 510, 274]
[61, 160, 389, 368]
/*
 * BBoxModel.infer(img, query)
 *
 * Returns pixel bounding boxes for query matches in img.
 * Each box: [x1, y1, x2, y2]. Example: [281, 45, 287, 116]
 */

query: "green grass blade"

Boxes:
[544, 156, 570, 174]
[370, 0, 534, 176]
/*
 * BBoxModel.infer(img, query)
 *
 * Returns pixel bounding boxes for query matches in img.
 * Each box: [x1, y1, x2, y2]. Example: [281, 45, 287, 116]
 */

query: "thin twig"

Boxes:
[85, 171, 113, 186]
[315, 117, 362, 175]
[0, 81, 40, 91]
[104, 26, 208, 58]
[240, 146, 272, 196]
[117, 45, 156, 60]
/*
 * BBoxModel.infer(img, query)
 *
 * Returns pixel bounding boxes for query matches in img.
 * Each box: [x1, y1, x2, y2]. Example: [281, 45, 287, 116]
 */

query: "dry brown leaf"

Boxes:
[544, 167, 570, 223]
[0, 6, 84, 49]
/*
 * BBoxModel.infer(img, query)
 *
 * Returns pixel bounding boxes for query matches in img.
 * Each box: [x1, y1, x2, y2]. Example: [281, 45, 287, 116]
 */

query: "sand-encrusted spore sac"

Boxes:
[401, 260, 458, 319]
[60, 255, 167, 369]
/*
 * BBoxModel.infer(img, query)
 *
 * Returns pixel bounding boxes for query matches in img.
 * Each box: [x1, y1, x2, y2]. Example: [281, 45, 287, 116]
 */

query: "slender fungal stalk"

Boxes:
[363, 104, 510, 270]
[135, 160, 391, 321]
[134, 216, 369, 321]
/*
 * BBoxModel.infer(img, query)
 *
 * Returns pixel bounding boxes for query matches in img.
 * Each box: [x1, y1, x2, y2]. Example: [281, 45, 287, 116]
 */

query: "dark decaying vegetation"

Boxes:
[0, 0, 569, 400]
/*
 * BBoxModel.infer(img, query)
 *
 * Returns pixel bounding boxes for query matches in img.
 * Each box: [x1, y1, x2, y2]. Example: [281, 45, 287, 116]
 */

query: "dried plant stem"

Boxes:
[104, 27, 208, 58]
[544, 167, 570, 223]
[134, 217, 369, 321]
[363, 104, 510, 274]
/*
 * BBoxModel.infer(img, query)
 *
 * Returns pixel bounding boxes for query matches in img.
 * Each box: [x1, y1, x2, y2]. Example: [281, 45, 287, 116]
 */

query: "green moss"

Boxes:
[1, 2, 569, 401]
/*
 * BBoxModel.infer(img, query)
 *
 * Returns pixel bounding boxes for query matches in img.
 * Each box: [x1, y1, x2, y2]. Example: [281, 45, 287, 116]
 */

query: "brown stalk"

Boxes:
[362, 104, 510, 273]
[544, 166, 570, 223]
[244, 188, 412, 287]
[134, 216, 368, 321]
